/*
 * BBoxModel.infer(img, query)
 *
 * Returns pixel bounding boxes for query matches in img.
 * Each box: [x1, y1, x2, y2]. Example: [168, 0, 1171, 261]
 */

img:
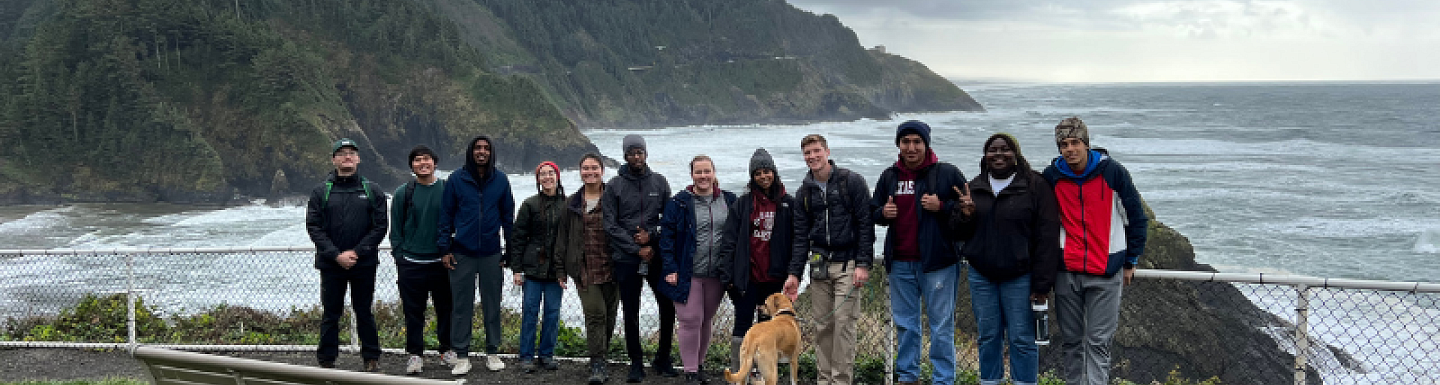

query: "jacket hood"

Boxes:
[463, 135, 495, 184]
[1052, 150, 1107, 180]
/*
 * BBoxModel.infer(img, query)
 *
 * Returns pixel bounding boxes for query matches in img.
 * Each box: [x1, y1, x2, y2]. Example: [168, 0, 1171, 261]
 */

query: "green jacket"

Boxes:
[512, 191, 568, 280]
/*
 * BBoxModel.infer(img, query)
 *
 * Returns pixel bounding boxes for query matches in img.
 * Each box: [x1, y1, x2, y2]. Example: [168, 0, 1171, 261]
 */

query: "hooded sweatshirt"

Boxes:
[890, 149, 938, 261]
[438, 136, 516, 259]
[1041, 149, 1148, 277]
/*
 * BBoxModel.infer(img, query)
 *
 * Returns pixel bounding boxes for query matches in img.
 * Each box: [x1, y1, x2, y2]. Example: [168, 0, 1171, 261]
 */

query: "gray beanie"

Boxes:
[623, 134, 646, 153]
[749, 148, 776, 175]
[1054, 117, 1089, 145]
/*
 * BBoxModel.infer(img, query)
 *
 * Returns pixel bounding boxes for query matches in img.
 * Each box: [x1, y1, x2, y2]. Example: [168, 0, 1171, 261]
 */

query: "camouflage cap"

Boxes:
[1054, 117, 1089, 145]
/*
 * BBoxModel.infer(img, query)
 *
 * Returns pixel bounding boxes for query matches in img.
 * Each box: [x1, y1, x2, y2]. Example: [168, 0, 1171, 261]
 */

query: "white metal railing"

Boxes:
[2, 248, 1436, 385]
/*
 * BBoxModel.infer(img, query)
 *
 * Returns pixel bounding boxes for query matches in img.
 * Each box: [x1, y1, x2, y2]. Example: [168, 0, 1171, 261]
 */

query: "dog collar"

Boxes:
[775, 308, 797, 317]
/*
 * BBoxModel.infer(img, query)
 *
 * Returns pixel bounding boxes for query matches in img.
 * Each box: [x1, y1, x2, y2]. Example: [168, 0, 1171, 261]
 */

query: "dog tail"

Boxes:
[722, 339, 757, 384]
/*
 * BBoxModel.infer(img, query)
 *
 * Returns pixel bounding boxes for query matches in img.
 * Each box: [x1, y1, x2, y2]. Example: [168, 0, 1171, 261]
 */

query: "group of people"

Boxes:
[304, 116, 1148, 385]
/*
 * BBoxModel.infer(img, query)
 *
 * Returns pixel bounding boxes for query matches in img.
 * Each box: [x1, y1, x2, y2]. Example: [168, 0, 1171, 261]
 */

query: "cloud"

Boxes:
[787, 0, 1440, 81]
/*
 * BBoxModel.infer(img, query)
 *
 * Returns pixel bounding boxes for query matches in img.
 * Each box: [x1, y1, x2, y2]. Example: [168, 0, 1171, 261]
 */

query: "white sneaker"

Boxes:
[406, 355, 424, 374]
[451, 358, 472, 375]
[485, 355, 506, 371]
[441, 351, 460, 366]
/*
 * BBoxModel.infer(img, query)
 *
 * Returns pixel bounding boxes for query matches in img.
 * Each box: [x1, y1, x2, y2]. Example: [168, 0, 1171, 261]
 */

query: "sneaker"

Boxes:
[627, 363, 646, 383]
[406, 355, 424, 375]
[523, 357, 538, 374]
[363, 359, 380, 373]
[540, 356, 558, 370]
[485, 355, 506, 371]
[683, 372, 701, 385]
[588, 358, 609, 385]
[451, 358, 472, 376]
[441, 351, 460, 366]
[318, 360, 335, 369]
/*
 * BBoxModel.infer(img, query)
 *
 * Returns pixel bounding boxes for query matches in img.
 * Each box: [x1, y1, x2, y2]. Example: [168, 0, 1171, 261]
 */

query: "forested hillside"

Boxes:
[0, 0, 593, 203]
[440, 0, 982, 127]
[0, 0, 980, 204]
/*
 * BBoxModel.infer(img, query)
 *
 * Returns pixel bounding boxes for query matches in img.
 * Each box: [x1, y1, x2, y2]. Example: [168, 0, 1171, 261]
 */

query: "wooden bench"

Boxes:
[133, 346, 465, 385]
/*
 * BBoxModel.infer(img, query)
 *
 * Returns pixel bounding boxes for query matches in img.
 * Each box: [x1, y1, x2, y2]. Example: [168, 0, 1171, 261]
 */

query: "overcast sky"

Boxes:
[787, 0, 1440, 82]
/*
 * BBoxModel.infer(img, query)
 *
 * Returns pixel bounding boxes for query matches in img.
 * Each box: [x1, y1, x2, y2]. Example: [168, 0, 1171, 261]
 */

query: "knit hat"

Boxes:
[749, 148, 777, 176]
[623, 134, 647, 153]
[895, 120, 932, 147]
[534, 161, 564, 195]
[331, 138, 358, 155]
[1054, 117, 1089, 145]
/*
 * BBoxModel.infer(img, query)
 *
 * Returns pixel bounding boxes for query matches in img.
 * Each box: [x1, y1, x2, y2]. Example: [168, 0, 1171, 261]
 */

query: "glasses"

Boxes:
[334, 151, 360, 158]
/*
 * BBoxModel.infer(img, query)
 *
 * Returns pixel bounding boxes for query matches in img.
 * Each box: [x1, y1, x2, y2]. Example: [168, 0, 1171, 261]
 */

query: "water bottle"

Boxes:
[1033, 299, 1050, 346]
[638, 259, 650, 275]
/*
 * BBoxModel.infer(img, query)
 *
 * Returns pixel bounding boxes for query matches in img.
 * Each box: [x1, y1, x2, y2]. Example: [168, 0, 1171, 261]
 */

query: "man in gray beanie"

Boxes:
[1042, 116, 1148, 385]
[602, 134, 679, 381]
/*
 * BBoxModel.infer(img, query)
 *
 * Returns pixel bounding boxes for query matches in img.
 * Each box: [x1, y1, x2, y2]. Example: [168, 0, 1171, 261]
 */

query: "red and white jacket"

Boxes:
[1042, 151, 1148, 277]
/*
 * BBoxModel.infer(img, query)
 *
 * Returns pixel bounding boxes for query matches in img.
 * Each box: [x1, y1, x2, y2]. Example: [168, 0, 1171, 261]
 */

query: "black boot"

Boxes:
[588, 358, 608, 385]
[683, 372, 701, 385]
[627, 362, 646, 383]
[652, 359, 679, 377]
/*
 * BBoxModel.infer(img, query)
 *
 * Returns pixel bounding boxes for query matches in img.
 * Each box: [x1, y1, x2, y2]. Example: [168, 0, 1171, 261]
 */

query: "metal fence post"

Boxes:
[1293, 284, 1310, 385]
[127, 252, 137, 353]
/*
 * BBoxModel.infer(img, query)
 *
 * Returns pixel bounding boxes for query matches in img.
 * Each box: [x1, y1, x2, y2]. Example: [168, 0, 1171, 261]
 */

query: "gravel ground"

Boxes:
[0, 348, 786, 384]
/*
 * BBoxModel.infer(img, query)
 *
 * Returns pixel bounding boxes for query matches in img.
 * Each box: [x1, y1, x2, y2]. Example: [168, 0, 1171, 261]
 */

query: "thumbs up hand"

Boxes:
[883, 196, 898, 219]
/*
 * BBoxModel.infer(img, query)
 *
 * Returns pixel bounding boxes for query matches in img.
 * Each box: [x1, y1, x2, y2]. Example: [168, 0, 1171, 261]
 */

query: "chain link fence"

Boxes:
[2, 248, 1437, 385]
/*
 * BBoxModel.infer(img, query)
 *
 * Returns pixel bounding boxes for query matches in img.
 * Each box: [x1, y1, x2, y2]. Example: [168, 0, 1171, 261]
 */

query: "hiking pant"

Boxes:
[1055, 270, 1124, 385]
[810, 262, 861, 385]
[449, 252, 505, 356]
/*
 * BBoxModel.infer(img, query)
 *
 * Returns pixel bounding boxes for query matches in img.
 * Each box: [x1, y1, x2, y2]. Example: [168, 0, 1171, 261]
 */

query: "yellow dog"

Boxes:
[724, 293, 801, 385]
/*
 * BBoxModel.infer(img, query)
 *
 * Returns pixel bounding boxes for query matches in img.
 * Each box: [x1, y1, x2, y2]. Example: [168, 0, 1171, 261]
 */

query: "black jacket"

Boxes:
[871, 161, 966, 273]
[602, 164, 671, 265]
[952, 170, 1061, 294]
[717, 186, 796, 294]
[789, 162, 874, 277]
[512, 191, 568, 280]
[306, 171, 388, 270]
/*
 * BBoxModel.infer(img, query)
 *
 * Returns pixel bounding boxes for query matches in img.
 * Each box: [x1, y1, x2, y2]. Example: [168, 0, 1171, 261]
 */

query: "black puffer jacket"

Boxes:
[306, 171, 388, 270]
[789, 162, 874, 277]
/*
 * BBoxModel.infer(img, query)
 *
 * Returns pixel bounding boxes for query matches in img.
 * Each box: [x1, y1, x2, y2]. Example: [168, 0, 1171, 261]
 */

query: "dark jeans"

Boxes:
[730, 280, 785, 337]
[318, 265, 380, 362]
[616, 259, 675, 366]
[397, 262, 453, 356]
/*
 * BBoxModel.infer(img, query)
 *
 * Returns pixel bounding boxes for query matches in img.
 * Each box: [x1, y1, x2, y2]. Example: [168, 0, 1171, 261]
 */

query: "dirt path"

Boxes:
[0, 348, 784, 384]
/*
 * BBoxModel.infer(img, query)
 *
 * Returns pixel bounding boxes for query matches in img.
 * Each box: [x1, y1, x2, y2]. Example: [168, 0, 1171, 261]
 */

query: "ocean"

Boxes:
[2, 82, 1438, 383]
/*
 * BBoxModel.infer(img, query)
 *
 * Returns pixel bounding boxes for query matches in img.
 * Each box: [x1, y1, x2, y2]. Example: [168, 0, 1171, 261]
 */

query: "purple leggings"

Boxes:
[675, 277, 726, 373]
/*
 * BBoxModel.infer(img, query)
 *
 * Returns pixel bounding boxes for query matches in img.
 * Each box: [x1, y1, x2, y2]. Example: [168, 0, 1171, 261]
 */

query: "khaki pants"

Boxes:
[809, 262, 861, 385]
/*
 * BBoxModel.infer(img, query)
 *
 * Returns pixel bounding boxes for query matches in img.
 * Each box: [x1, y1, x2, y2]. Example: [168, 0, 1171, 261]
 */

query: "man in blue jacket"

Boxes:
[305, 138, 387, 372]
[438, 136, 516, 375]
[872, 121, 967, 385]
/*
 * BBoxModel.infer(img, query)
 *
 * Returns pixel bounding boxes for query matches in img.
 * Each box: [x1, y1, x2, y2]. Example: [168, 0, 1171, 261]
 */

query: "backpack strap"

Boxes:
[320, 177, 376, 224]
